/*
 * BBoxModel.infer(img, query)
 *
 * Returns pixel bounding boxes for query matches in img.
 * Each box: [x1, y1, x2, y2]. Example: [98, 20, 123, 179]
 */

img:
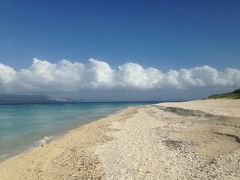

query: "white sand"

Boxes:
[96, 100, 240, 179]
[160, 99, 240, 118]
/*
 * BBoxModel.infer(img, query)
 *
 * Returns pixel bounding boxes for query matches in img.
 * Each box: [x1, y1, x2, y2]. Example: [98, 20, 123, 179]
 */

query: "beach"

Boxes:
[0, 99, 240, 179]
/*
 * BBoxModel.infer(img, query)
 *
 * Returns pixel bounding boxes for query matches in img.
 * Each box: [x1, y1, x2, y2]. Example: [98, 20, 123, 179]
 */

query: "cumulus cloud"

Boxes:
[0, 58, 239, 93]
[0, 63, 16, 91]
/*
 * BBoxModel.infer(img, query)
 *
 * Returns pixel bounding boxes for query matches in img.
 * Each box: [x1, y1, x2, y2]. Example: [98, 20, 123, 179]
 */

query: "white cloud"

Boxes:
[0, 58, 239, 93]
[117, 62, 164, 89]
[0, 63, 16, 92]
[87, 58, 115, 89]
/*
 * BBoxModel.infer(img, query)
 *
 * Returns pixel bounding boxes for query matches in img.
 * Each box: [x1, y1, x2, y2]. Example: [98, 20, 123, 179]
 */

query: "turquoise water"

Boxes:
[0, 102, 154, 160]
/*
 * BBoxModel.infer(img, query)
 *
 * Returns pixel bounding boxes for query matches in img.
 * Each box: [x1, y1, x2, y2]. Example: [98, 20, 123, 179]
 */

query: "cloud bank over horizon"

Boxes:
[0, 58, 239, 94]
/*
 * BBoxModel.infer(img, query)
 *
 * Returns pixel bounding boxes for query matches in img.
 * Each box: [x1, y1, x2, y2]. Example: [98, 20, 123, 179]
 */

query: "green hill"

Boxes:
[208, 89, 240, 99]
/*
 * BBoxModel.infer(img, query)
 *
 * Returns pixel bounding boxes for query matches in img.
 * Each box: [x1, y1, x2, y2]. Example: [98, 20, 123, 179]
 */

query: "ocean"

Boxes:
[0, 102, 155, 161]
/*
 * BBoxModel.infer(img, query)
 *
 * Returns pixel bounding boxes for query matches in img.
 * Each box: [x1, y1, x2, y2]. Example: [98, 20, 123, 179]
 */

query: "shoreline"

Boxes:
[0, 106, 138, 163]
[0, 106, 140, 179]
[1, 99, 240, 179]
[0, 102, 153, 163]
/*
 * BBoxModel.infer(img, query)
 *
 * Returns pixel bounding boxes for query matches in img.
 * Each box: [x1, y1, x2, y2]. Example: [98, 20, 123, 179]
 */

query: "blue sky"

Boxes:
[0, 0, 240, 100]
[1, 0, 240, 70]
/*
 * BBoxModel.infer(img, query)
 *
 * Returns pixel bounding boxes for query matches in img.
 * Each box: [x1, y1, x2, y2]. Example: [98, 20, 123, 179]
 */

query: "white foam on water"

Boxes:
[35, 136, 52, 146]
[0, 154, 7, 160]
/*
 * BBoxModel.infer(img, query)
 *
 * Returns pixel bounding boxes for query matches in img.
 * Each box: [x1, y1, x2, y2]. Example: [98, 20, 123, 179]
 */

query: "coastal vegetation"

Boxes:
[208, 89, 240, 99]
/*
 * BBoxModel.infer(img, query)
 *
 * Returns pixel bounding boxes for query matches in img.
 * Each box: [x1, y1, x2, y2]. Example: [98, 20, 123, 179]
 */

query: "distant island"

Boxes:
[0, 94, 74, 104]
[208, 89, 240, 99]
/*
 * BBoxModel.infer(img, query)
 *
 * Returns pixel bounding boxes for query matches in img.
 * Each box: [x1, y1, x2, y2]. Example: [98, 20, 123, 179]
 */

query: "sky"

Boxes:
[0, 0, 240, 101]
